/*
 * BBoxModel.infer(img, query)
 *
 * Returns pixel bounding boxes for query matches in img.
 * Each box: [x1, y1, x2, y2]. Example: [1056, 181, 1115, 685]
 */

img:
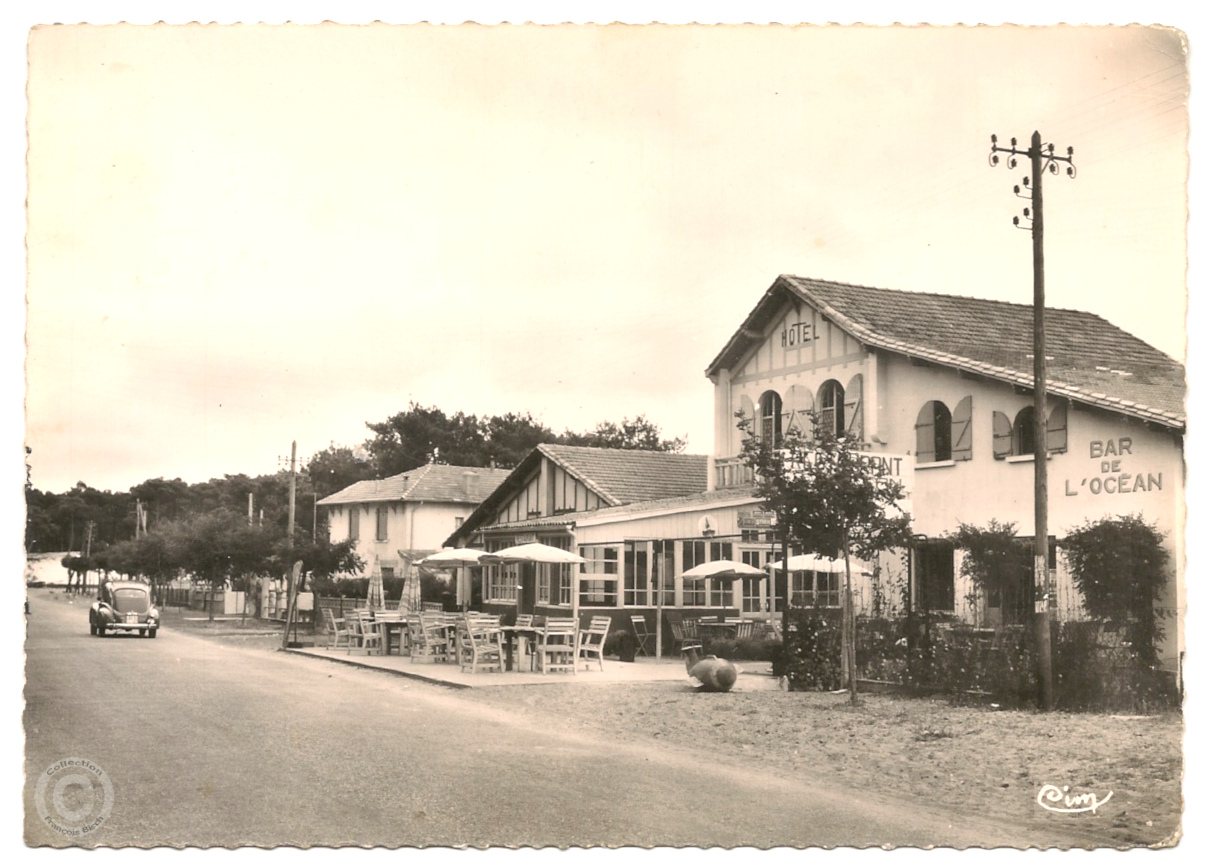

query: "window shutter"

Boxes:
[915, 402, 937, 464]
[992, 411, 1013, 459]
[952, 396, 973, 461]
[844, 375, 863, 437]
[1046, 403, 1068, 454]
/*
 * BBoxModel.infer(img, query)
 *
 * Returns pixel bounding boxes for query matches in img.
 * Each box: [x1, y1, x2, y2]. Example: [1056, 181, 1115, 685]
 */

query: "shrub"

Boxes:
[782, 604, 842, 691]
[1058, 514, 1169, 666]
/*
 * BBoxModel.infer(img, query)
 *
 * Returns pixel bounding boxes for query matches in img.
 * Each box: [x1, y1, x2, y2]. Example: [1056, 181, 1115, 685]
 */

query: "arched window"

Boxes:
[1013, 406, 1037, 456]
[915, 401, 953, 463]
[759, 391, 782, 450]
[817, 380, 845, 438]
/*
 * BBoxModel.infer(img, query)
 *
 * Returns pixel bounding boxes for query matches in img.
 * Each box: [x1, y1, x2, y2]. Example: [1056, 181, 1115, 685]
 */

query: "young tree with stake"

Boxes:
[739, 415, 912, 703]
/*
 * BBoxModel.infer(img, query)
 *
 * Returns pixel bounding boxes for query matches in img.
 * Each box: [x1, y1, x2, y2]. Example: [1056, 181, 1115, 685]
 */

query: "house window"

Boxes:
[558, 565, 572, 606]
[376, 505, 389, 541]
[817, 380, 845, 438]
[791, 570, 840, 607]
[741, 549, 773, 612]
[914, 540, 955, 612]
[623, 541, 649, 606]
[681, 540, 706, 606]
[486, 563, 519, 602]
[348, 508, 360, 541]
[381, 566, 396, 581]
[915, 401, 953, 463]
[1013, 407, 1037, 456]
[653, 540, 676, 606]
[1046, 403, 1068, 454]
[537, 568, 551, 604]
[709, 577, 732, 607]
[454, 516, 464, 530]
[759, 391, 783, 450]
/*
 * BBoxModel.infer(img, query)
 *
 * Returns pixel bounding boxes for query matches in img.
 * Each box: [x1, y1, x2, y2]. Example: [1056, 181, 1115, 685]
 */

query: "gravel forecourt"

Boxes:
[162, 605, 1183, 849]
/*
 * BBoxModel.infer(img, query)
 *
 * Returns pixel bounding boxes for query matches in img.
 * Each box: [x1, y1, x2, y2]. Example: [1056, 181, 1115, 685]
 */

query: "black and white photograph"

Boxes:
[12, 2, 1209, 854]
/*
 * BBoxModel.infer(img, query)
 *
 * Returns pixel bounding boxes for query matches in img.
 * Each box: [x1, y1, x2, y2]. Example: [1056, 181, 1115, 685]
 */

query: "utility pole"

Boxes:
[287, 440, 297, 548]
[282, 442, 304, 649]
[990, 131, 1075, 710]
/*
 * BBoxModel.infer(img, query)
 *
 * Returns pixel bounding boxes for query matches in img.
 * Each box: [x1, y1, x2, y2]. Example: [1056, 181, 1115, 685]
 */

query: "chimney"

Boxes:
[706, 455, 717, 492]
[462, 470, 478, 498]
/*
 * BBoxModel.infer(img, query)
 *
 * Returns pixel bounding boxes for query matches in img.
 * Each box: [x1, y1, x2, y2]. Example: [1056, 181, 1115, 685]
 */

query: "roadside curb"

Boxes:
[280, 647, 473, 689]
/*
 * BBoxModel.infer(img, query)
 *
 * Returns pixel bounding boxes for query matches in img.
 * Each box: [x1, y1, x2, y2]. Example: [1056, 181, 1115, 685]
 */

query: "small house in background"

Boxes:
[318, 463, 511, 593]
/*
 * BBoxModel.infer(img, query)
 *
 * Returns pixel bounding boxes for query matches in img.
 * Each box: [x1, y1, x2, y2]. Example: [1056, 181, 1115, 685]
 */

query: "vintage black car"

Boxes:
[90, 580, 159, 638]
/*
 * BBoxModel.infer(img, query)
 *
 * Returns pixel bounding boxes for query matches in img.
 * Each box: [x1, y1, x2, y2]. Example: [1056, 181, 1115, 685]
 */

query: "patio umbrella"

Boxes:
[478, 542, 587, 565]
[366, 569, 385, 610]
[681, 560, 768, 579]
[418, 549, 486, 610]
[679, 561, 767, 628]
[767, 554, 873, 575]
[479, 543, 587, 635]
[418, 548, 487, 568]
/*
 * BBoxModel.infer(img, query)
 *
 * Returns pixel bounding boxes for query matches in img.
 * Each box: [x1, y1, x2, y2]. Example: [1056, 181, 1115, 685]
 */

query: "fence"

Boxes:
[781, 607, 1179, 712]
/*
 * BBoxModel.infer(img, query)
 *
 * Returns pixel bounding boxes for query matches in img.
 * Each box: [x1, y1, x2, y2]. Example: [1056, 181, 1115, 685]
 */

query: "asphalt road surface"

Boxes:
[25, 590, 1047, 849]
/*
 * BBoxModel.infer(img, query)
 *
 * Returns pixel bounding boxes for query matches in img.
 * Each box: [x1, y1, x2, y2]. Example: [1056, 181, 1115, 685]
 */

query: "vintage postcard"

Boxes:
[18, 10, 1201, 854]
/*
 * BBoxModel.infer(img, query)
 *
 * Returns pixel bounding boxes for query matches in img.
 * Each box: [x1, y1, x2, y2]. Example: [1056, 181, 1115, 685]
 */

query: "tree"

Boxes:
[560, 415, 687, 452]
[950, 520, 1026, 624]
[304, 444, 375, 499]
[1058, 514, 1169, 665]
[365, 403, 485, 474]
[739, 416, 911, 703]
[481, 411, 556, 467]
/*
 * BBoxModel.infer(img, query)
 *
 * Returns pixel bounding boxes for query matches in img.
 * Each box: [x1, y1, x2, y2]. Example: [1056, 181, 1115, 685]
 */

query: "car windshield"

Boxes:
[112, 588, 149, 614]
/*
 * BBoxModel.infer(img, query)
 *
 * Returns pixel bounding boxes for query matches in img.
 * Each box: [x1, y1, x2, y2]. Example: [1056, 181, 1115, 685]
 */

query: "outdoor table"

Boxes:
[374, 615, 409, 656]
[500, 625, 539, 672]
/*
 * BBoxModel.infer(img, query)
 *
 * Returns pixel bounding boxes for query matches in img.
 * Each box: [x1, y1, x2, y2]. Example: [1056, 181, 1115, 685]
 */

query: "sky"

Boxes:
[19, 16, 1193, 496]
[5, 3, 1215, 861]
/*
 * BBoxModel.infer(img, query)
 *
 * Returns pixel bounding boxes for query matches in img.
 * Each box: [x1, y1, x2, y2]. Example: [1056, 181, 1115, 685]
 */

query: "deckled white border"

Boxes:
[4, 5, 1210, 865]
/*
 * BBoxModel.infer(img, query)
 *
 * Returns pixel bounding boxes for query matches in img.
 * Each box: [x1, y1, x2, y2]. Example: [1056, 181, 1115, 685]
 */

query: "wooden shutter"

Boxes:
[1046, 403, 1068, 454]
[992, 411, 1013, 459]
[844, 375, 863, 437]
[952, 396, 973, 461]
[915, 402, 937, 464]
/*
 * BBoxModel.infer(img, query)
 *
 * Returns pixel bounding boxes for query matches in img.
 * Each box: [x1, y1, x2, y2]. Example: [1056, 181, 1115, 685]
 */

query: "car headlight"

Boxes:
[149, 607, 159, 620]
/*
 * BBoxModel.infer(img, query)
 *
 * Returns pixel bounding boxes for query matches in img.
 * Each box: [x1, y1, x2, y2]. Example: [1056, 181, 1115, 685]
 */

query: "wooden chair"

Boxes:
[630, 615, 654, 657]
[667, 615, 701, 651]
[734, 619, 758, 641]
[459, 614, 506, 674]
[538, 617, 577, 674]
[353, 611, 383, 655]
[408, 613, 451, 663]
[578, 616, 613, 671]
[324, 608, 356, 651]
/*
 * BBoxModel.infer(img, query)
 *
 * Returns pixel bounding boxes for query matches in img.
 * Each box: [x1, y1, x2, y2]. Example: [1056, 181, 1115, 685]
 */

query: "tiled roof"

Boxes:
[317, 464, 512, 507]
[482, 485, 760, 533]
[708, 275, 1185, 430]
[536, 444, 709, 506]
[446, 445, 711, 545]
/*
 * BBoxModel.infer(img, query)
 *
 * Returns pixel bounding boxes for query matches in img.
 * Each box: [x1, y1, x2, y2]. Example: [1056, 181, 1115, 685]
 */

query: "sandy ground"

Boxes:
[471, 681, 1182, 848]
[157, 603, 1183, 848]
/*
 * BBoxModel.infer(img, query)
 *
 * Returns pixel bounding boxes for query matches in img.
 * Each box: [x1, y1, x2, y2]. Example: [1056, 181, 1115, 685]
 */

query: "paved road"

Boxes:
[25, 590, 1052, 848]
